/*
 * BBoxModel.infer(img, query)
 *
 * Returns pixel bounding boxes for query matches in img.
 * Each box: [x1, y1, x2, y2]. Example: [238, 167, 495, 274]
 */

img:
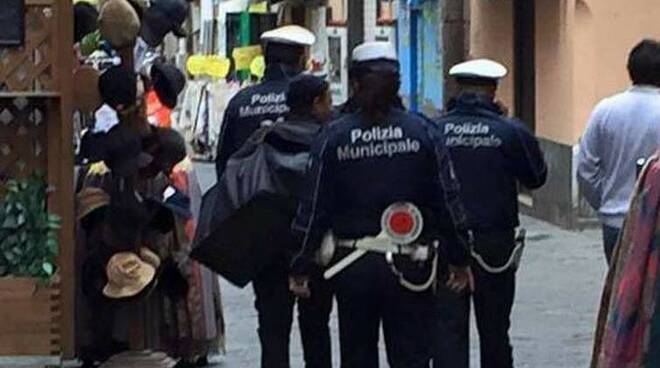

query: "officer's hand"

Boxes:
[289, 275, 311, 299]
[446, 265, 475, 293]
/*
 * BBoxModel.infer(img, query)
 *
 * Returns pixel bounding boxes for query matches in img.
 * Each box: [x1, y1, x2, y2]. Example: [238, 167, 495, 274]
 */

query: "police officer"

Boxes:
[290, 42, 473, 368]
[433, 59, 547, 368]
[215, 25, 316, 180]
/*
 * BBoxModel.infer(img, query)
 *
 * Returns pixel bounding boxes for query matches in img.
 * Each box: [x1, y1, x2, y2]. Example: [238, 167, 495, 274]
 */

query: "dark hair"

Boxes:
[455, 77, 498, 89]
[264, 42, 305, 66]
[286, 75, 329, 114]
[628, 39, 660, 86]
[354, 64, 401, 122]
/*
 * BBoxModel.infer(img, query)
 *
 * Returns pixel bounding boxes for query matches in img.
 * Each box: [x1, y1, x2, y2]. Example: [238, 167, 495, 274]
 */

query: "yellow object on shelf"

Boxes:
[186, 55, 231, 79]
[248, 1, 268, 13]
[250, 56, 266, 78]
[233, 45, 263, 71]
[205, 56, 231, 78]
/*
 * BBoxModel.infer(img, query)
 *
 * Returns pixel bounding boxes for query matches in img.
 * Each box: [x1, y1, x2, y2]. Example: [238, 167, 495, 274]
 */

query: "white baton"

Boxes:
[323, 249, 368, 280]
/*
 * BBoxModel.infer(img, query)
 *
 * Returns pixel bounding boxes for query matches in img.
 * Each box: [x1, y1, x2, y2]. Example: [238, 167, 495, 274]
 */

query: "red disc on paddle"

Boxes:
[388, 211, 415, 236]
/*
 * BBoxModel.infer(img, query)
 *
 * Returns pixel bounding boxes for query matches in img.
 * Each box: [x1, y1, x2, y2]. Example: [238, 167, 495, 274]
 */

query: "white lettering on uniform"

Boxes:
[241, 92, 289, 118]
[444, 122, 502, 148]
[338, 125, 420, 161]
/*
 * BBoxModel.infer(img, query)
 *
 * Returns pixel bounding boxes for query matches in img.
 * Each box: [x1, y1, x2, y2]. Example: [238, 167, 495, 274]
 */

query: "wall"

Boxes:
[572, 0, 660, 139]
[535, 0, 575, 144]
[469, 0, 515, 110]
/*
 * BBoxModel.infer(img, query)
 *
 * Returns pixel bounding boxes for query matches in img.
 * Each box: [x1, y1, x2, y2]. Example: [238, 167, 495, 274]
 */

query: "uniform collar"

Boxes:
[446, 92, 504, 116]
[340, 95, 406, 114]
[263, 63, 302, 82]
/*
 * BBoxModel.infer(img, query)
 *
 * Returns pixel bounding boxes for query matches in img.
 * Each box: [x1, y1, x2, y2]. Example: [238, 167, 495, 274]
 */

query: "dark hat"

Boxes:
[99, 66, 138, 110]
[101, 124, 153, 177]
[140, 0, 189, 47]
[150, 62, 186, 109]
[286, 74, 328, 111]
[74, 2, 99, 44]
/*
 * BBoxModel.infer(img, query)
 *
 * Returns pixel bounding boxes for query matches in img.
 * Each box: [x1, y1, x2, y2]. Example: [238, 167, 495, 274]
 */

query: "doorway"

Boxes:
[514, 0, 536, 132]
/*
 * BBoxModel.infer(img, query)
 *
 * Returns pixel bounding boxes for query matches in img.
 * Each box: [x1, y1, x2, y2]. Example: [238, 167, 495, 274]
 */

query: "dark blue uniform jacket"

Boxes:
[291, 107, 472, 274]
[215, 64, 300, 180]
[435, 93, 548, 233]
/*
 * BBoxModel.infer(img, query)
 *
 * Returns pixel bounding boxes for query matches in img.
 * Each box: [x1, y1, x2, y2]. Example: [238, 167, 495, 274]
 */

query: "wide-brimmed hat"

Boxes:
[73, 66, 102, 114]
[150, 62, 186, 109]
[140, 0, 189, 47]
[103, 251, 157, 299]
[76, 187, 111, 221]
[139, 247, 161, 268]
[98, 0, 141, 50]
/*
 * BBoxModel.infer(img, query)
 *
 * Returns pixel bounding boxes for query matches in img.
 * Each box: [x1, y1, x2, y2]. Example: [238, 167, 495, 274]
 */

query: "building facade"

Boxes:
[469, 0, 660, 228]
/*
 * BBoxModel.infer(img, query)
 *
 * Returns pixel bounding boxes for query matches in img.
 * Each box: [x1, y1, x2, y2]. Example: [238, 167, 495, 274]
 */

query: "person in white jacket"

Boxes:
[578, 39, 660, 264]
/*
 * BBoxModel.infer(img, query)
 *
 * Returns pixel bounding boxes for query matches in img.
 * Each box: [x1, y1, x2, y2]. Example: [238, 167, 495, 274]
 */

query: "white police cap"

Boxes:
[352, 41, 398, 63]
[449, 59, 508, 80]
[261, 25, 316, 46]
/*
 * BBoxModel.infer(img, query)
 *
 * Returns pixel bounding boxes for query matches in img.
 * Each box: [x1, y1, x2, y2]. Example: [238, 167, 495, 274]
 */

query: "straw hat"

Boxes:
[103, 251, 157, 299]
[73, 66, 102, 114]
[139, 247, 161, 269]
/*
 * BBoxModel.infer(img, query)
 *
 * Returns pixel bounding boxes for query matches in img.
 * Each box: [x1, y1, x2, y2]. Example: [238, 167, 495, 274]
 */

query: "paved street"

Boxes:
[195, 163, 607, 368]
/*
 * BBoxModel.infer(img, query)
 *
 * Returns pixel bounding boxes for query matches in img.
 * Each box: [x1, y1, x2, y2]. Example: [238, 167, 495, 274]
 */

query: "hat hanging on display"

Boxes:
[73, 65, 102, 114]
[140, 0, 189, 47]
[150, 62, 186, 109]
[103, 251, 157, 299]
[139, 247, 161, 269]
[76, 187, 111, 221]
[101, 124, 153, 177]
[98, 66, 138, 110]
[74, 2, 99, 44]
[260, 25, 316, 46]
[449, 59, 508, 81]
[98, 0, 141, 49]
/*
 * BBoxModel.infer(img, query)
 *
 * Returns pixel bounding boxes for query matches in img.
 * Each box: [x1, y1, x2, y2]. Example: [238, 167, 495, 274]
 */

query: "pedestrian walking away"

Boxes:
[214, 25, 316, 181]
[433, 58, 547, 368]
[194, 73, 335, 368]
[290, 41, 473, 368]
[578, 39, 660, 264]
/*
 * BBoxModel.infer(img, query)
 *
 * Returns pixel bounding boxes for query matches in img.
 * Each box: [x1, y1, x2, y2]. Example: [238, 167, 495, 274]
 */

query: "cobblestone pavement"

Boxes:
[200, 163, 607, 367]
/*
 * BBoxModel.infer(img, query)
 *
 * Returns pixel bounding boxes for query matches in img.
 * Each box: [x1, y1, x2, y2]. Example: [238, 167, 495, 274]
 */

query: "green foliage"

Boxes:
[0, 173, 60, 279]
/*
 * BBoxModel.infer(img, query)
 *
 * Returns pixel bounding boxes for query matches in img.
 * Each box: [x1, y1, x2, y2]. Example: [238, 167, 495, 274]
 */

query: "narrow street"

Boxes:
[195, 163, 606, 368]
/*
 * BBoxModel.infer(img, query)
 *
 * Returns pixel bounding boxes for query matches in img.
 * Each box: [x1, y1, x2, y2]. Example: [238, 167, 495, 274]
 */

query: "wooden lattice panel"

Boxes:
[0, 3, 57, 93]
[0, 97, 48, 181]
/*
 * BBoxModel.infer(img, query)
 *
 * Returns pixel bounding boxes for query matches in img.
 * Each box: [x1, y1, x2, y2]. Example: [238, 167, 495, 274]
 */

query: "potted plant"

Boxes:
[0, 173, 61, 356]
